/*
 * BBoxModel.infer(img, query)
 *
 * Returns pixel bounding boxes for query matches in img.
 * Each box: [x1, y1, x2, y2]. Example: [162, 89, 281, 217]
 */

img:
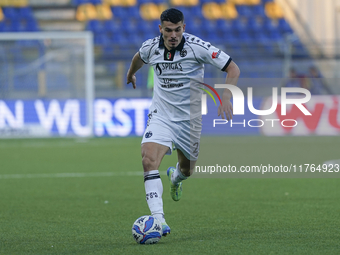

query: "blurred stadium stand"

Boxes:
[1, 0, 335, 98]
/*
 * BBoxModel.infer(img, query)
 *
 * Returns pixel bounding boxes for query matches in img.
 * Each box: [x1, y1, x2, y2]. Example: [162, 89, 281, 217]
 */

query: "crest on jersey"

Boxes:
[166, 52, 171, 60]
[180, 49, 187, 57]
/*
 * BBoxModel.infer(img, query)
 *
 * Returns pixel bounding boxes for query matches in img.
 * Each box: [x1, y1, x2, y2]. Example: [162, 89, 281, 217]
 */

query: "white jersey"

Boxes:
[139, 32, 232, 121]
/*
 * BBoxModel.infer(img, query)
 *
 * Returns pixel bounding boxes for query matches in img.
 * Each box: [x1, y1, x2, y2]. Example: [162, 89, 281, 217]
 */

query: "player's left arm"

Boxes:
[218, 61, 240, 120]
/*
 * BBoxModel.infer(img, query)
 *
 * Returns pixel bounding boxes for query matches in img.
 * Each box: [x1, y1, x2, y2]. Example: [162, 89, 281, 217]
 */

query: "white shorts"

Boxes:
[141, 113, 202, 161]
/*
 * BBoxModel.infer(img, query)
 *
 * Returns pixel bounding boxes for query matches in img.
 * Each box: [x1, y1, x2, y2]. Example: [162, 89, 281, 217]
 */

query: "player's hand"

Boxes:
[217, 99, 233, 121]
[127, 74, 137, 89]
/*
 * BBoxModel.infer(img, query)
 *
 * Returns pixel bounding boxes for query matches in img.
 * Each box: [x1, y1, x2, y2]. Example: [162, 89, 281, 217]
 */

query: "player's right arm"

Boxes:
[127, 52, 144, 89]
[191, 37, 240, 120]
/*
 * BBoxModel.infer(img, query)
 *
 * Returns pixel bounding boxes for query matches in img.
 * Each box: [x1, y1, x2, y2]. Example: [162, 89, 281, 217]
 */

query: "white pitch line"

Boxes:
[0, 171, 147, 180]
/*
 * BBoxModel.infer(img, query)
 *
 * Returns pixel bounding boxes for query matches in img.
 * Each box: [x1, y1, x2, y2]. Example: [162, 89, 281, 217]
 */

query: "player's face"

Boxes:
[159, 21, 185, 50]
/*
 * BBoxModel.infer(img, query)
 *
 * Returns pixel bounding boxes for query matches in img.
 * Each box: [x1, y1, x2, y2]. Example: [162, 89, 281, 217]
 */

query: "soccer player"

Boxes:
[126, 8, 240, 236]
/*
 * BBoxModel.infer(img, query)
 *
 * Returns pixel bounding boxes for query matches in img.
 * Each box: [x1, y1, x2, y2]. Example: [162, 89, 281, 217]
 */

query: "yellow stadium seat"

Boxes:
[230, 0, 260, 5]
[265, 2, 284, 19]
[103, 0, 136, 7]
[187, 0, 199, 5]
[221, 3, 238, 19]
[140, 3, 159, 20]
[170, 0, 182, 6]
[228, 0, 247, 5]
[0, 0, 8, 6]
[12, 0, 28, 7]
[245, 0, 261, 5]
[171, 0, 199, 6]
[202, 3, 222, 20]
[0, 8, 4, 21]
[121, 0, 137, 7]
[0, 0, 27, 7]
[96, 4, 113, 20]
[76, 4, 98, 21]
[102, 0, 121, 6]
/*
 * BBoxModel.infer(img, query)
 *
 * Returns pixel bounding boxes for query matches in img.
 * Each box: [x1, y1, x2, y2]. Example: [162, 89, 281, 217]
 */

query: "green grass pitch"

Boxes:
[0, 136, 339, 254]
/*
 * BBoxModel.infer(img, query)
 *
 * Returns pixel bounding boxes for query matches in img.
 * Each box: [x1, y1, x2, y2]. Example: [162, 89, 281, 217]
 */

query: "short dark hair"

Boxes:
[160, 8, 184, 24]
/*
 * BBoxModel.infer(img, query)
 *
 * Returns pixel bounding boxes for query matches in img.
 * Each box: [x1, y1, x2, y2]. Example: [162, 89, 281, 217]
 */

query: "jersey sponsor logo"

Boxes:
[180, 49, 187, 57]
[212, 50, 221, 59]
[145, 131, 153, 138]
[156, 63, 183, 75]
[161, 62, 183, 71]
[163, 78, 179, 84]
[156, 63, 162, 75]
[161, 83, 184, 88]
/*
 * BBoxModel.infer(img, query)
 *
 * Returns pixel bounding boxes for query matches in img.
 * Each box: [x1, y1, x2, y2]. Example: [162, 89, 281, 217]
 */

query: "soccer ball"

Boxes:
[132, 215, 162, 244]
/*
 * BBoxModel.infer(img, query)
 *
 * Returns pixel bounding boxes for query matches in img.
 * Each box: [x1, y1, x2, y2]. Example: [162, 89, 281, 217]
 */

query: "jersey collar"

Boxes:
[159, 34, 186, 51]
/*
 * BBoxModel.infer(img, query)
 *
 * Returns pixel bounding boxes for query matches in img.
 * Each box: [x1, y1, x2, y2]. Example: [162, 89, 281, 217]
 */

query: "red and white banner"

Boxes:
[260, 96, 340, 136]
